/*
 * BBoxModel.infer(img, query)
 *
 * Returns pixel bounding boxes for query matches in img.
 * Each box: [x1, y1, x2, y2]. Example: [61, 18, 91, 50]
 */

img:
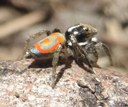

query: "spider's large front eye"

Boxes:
[73, 31, 79, 35]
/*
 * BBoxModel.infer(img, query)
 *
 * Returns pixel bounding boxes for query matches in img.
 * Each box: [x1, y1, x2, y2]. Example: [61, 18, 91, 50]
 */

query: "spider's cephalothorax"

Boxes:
[65, 23, 97, 43]
[65, 24, 112, 67]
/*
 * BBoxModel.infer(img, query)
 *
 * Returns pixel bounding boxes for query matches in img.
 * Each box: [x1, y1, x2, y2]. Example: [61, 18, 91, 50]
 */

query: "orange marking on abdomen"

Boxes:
[42, 38, 50, 44]
[51, 33, 65, 44]
[57, 36, 64, 44]
[34, 32, 65, 54]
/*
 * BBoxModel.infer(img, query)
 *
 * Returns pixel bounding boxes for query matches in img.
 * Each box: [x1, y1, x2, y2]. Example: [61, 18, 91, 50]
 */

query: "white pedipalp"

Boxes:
[68, 41, 72, 46]
[91, 37, 98, 42]
[78, 41, 88, 46]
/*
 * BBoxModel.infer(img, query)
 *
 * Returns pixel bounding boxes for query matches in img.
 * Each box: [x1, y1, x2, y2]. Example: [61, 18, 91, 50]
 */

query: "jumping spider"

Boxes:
[24, 23, 112, 88]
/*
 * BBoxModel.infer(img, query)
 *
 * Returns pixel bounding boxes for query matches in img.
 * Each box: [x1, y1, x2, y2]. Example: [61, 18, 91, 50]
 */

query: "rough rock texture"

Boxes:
[0, 59, 128, 107]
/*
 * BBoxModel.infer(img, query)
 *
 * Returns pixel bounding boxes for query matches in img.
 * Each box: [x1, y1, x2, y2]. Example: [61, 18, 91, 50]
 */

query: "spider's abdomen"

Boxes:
[31, 32, 65, 55]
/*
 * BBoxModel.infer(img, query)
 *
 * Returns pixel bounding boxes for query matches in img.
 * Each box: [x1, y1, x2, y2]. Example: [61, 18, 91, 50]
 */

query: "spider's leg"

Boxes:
[25, 30, 51, 50]
[79, 45, 97, 73]
[73, 44, 95, 73]
[96, 42, 113, 66]
[52, 28, 61, 33]
[85, 43, 100, 68]
[52, 45, 73, 88]
[51, 45, 62, 88]
[18, 30, 51, 60]
[52, 56, 73, 89]
[68, 35, 94, 73]
[91, 48, 100, 68]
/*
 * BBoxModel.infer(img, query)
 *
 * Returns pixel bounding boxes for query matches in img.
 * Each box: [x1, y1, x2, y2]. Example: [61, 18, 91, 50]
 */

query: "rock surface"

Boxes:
[0, 59, 128, 107]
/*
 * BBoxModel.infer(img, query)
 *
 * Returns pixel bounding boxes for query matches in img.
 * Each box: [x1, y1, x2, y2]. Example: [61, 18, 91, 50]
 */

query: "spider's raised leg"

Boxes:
[95, 42, 113, 66]
[19, 30, 51, 60]
[51, 45, 63, 88]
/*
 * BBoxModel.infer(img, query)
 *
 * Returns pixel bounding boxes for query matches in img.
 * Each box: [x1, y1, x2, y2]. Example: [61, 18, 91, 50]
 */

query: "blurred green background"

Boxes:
[0, 0, 128, 71]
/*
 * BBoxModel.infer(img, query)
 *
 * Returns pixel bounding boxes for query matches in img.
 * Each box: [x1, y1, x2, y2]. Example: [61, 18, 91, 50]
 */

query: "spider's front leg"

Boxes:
[51, 45, 62, 88]
[69, 35, 95, 73]
[78, 44, 96, 73]
[73, 43, 95, 73]
[95, 42, 113, 66]
[84, 42, 100, 68]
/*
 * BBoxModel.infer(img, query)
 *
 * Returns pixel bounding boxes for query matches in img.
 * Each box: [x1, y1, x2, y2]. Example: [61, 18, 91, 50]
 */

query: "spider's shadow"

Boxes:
[28, 58, 70, 69]
[27, 57, 94, 88]
[28, 59, 53, 68]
